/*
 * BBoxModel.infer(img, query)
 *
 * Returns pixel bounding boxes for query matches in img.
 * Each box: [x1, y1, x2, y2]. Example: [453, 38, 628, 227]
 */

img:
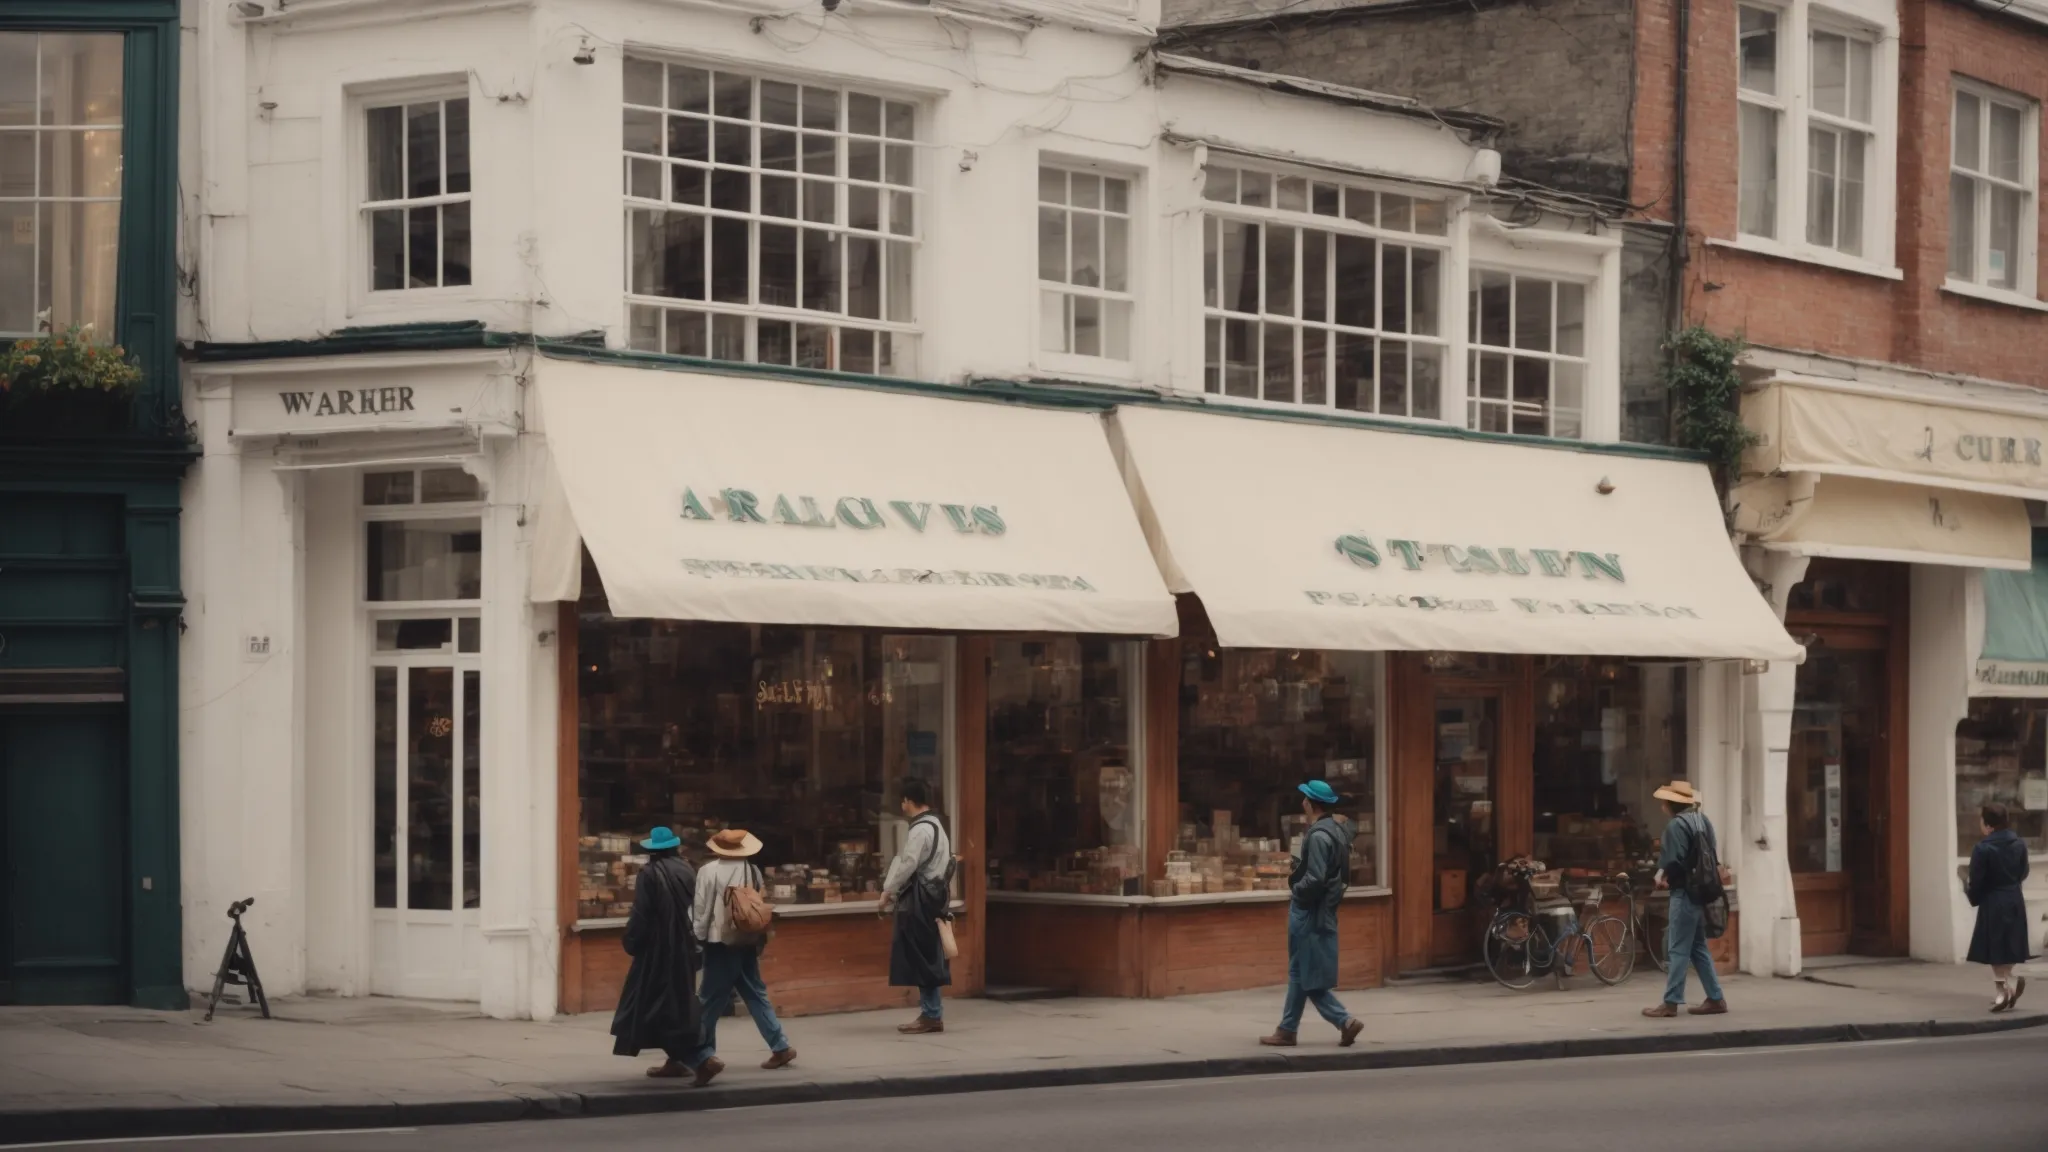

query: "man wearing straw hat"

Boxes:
[1643, 780, 1729, 1018]
[691, 828, 797, 1069]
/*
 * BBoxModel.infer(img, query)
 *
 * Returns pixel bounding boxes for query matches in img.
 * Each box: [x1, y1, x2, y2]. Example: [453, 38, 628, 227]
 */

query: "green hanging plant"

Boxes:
[1663, 324, 1757, 487]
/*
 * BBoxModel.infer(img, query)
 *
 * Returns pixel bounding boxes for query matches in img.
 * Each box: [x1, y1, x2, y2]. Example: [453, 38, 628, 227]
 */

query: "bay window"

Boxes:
[0, 32, 123, 337]
[1467, 271, 1589, 438]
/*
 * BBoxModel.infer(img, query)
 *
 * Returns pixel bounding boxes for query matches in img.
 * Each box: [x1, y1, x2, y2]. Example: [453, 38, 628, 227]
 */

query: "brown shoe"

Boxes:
[1258, 1029, 1298, 1047]
[897, 1016, 944, 1035]
[761, 1047, 798, 1070]
[646, 1060, 686, 1078]
[691, 1056, 725, 1087]
[1339, 1018, 1364, 1047]
[1687, 998, 1728, 1016]
[1641, 1002, 1679, 1018]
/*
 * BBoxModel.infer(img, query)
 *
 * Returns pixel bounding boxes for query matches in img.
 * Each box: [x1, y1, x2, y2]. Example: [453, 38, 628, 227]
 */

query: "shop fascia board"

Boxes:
[533, 344, 1710, 466]
[986, 887, 1393, 908]
[1741, 346, 2048, 420]
[197, 348, 524, 443]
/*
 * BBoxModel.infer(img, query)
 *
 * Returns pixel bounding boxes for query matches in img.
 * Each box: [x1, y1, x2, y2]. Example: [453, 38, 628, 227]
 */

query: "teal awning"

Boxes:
[1977, 536, 2048, 696]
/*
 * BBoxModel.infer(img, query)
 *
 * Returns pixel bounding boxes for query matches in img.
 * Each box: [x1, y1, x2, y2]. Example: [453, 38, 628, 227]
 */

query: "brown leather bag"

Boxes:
[725, 864, 775, 942]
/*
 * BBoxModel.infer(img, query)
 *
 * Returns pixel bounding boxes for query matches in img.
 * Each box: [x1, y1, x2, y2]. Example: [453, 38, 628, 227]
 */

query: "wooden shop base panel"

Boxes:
[564, 910, 985, 1018]
[986, 896, 1389, 999]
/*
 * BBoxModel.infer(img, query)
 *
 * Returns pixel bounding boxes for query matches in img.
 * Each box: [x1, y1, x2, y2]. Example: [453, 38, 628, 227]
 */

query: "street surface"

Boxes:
[12, 1028, 2043, 1152]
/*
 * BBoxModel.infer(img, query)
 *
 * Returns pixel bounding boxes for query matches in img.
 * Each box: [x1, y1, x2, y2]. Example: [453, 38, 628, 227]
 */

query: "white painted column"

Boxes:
[1740, 548, 1809, 977]
[1908, 564, 1976, 964]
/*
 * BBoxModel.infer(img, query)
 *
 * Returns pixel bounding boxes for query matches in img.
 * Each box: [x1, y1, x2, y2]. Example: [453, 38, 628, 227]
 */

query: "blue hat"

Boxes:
[640, 826, 682, 851]
[1299, 780, 1341, 806]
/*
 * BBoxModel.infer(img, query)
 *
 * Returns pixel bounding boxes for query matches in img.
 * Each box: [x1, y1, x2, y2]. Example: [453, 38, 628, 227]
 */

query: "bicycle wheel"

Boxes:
[1485, 912, 1540, 990]
[1642, 909, 1670, 972]
[1587, 916, 1636, 985]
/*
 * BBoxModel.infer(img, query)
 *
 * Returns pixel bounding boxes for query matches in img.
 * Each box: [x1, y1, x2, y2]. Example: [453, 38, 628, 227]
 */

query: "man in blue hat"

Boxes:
[610, 826, 721, 1085]
[1260, 780, 1364, 1048]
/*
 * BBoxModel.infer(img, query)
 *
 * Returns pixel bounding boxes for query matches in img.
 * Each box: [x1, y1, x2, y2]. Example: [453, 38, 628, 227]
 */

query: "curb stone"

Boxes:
[2, 1013, 2040, 1146]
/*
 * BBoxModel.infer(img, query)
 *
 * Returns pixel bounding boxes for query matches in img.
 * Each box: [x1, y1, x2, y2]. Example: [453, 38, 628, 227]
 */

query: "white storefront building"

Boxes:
[177, 0, 1795, 1019]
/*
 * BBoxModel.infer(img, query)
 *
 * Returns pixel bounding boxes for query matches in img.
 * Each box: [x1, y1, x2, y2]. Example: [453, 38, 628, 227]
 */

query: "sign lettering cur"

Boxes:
[1332, 534, 1626, 583]
[682, 487, 1006, 536]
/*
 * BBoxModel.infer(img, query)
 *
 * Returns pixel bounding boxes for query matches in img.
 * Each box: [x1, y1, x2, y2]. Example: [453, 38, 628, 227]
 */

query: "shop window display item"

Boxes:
[1530, 658, 1688, 875]
[575, 564, 949, 919]
[1173, 648, 1381, 895]
[986, 638, 1143, 895]
[1956, 699, 2048, 856]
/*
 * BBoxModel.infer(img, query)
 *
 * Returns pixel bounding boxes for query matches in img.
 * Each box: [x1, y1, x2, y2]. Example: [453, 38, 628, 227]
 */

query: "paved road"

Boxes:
[16, 1029, 2046, 1152]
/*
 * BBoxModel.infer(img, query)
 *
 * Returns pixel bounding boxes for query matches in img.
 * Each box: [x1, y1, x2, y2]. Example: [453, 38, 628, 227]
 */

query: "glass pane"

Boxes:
[714, 120, 751, 168]
[374, 667, 398, 909]
[1302, 228, 1329, 324]
[1105, 177, 1129, 213]
[0, 203, 29, 332]
[1239, 169, 1271, 208]
[1302, 326, 1328, 406]
[1177, 649, 1381, 891]
[458, 616, 480, 653]
[38, 34, 123, 126]
[1224, 317, 1257, 397]
[407, 102, 442, 197]
[1839, 132, 1865, 257]
[42, 200, 120, 333]
[1073, 211, 1102, 289]
[367, 519, 483, 601]
[1532, 662, 1688, 870]
[1041, 289, 1068, 353]
[464, 670, 481, 910]
[669, 116, 709, 164]
[1220, 219, 1259, 314]
[1955, 699, 2048, 857]
[1072, 172, 1101, 210]
[1556, 282, 1586, 357]
[885, 100, 915, 140]
[443, 202, 472, 287]
[1513, 277, 1552, 351]
[1068, 294, 1099, 357]
[1344, 186, 1374, 226]
[801, 226, 840, 313]
[1553, 361, 1585, 438]
[1380, 244, 1408, 333]
[802, 85, 837, 130]
[1989, 185, 2022, 290]
[1988, 102, 2024, 184]
[363, 470, 415, 505]
[1333, 234, 1375, 328]
[1810, 31, 1848, 119]
[1334, 330, 1372, 412]
[1475, 269, 1512, 348]
[375, 618, 453, 651]
[760, 80, 797, 125]
[1262, 320, 1295, 402]
[421, 467, 480, 503]
[368, 105, 403, 200]
[1739, 103, 1779, 238]
[370, 207, 404, 288]
[849, 93, 881, 137]
[663, 307, 708, 357]
[886, 240, 912, 323]
[1806, 127, 1838, 249]
[1277, 175, 1307, 212]
[1434, 693, 1499, 908]
[713, 73, 753, 120]
[408, 667, 456, 911]
[1847, 39, 1873, 123]
[623, 58, 663, 107]
[1312, 182, 1340, 217]
[848, 138, 880, 183]
[1204, 316, 1221, 392]
[445, 99, 470, 194]
[1104, 215, 1128, 294]
[1950, 173, 1978, 281]
[1378, 338, 1409, 416]
[1411, 344, 1442, 420]
[1954, 92, 1982, 170]
[1739, 7, 1778, 95]
[1103, 298, 1132, 361]
[1264, 224, 1294, 316]
[1413, 199, 1448, 236]
[38, 127, 120, 198]
[1788, 650, 1887, 874]
[845, 234, 880, 319]
[710, 216, 748, 303]
[407, 205, 439, 287]
[1381, 193, 1413, 232]
[0, 36, 30, 128]
[987, 639, 1140, 893]
[1202, 165, 1235, 203]
[0, 131, 29, 197]
[760, 222, 797, 308]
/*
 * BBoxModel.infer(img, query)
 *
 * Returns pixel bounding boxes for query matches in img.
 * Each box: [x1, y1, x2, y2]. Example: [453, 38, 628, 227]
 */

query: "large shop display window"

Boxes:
[1175, 648, 1383, 895]
[987, 638, 1141, 895]
[1956, 699, 2048, 856]
[575, 569, 952, 920]
[1532, 659, 1689, 874]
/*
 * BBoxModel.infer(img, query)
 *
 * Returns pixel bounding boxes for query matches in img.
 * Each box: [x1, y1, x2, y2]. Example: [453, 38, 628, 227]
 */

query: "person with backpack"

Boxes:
[1260, 780, 1365, 1048]
[880, 776, 953, 1035]
[690, 828, 796, 1069]
[1643, 780, 1730, 1018]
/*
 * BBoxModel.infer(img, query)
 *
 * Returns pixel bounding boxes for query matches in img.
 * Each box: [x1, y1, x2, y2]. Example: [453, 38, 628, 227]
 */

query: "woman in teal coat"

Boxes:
[1259, 781, 1365, 1048]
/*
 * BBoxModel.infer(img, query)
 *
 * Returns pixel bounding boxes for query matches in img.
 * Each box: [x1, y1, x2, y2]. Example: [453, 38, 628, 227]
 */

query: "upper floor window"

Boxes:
[365, 96, 472, 291]
[0, 33, 124, 337]
[623, 60, 918, 375]
[1039, 165, 1133, 364]
[1950, 82, 2037, 296]
[1468, 271, 1587, 439]
[1735, 4, 1888, 262]
[1201, 165, 1448, 418]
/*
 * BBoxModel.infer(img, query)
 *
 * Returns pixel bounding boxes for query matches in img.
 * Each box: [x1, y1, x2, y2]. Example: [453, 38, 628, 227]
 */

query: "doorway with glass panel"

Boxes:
[363, 468, 485, 1001]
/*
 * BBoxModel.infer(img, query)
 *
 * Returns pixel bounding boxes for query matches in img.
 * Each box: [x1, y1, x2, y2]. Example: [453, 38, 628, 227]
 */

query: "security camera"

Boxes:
[822, 0, 841, 10]
[572, 39, 596, 65]
[232, 1, 264, 15]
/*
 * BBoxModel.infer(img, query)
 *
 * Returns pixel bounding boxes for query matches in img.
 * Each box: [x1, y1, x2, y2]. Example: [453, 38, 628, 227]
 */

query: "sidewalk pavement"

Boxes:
[2, 960, 2040, 1145]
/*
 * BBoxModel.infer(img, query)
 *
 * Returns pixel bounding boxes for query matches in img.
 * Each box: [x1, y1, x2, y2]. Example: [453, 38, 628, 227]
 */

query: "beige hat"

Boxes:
[1653, 780, 1702, 807]
[707, 828, 764, 858]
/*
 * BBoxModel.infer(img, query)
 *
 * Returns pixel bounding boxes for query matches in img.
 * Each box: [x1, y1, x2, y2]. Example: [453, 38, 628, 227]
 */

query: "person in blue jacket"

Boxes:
[1260, 780, 1365, 1048]
[1966, 802, 2032, 1013]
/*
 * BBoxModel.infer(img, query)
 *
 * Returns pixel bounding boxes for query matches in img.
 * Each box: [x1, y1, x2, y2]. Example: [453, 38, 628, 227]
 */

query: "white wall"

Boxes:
[1737, 549, 1808, 976]
[1909, 563, 1974, 963]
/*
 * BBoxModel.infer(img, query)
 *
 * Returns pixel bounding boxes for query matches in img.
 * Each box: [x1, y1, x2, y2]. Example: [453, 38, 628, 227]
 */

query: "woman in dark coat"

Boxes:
[611, 827, 719, 1084]
[1965, 803, 2032, 1013]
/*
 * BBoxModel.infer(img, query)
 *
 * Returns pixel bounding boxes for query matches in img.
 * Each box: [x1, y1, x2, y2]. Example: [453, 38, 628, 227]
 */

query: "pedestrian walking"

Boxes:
[1966, 802, 2032, 1013]
[881, 776, 953, 1034]
[610, 826, 721, 1085]
[691, 828, 798, 1068]
[1642, 781, 1728, 1018]
[1260, 780, 1365, 1048]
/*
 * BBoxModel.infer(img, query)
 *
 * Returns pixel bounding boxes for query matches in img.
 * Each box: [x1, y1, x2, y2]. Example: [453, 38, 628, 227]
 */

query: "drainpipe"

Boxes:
[1670, 0, 1691, 339]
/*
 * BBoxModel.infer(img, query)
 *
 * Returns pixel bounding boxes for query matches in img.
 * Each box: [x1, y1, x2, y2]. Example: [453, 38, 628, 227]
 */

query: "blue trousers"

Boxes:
[1279, 978, 1350, 1033]
[1662, 892, 1726, 1005]
[698, 943, 790, 1055]
[919, 984, 943, 1020]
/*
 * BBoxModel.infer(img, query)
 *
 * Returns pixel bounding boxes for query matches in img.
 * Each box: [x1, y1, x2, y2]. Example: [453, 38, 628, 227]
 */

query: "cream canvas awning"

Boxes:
[1731, 473, 2032, 570]
[1112, 404, 1802, 661]
[531, 357, 1177, 636]
[1976, 554, 2048, 697]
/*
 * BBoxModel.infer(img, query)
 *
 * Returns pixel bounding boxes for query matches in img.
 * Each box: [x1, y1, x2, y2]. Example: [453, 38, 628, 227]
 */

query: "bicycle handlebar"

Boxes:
[228, 897, 255, 919]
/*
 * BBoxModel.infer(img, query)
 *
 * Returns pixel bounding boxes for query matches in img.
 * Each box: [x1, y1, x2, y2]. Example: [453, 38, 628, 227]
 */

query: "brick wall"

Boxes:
[1645, 0, 2048, 388]
[1164, 0, 1642, 203]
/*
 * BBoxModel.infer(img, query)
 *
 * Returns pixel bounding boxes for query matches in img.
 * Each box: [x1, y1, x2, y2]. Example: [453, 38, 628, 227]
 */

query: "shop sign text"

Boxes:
[682, 487, 1005, 536]
[1300, 589, 1699, 618]
[1333, 535, 1626, 583]
[278, 387, 417, 417]
[681, 558, 1098, 592]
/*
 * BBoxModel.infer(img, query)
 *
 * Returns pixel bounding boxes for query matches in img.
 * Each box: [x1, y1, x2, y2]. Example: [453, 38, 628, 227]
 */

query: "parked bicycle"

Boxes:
[1628, 858, 1670, 973]
[1481, 858, 1636, 990]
